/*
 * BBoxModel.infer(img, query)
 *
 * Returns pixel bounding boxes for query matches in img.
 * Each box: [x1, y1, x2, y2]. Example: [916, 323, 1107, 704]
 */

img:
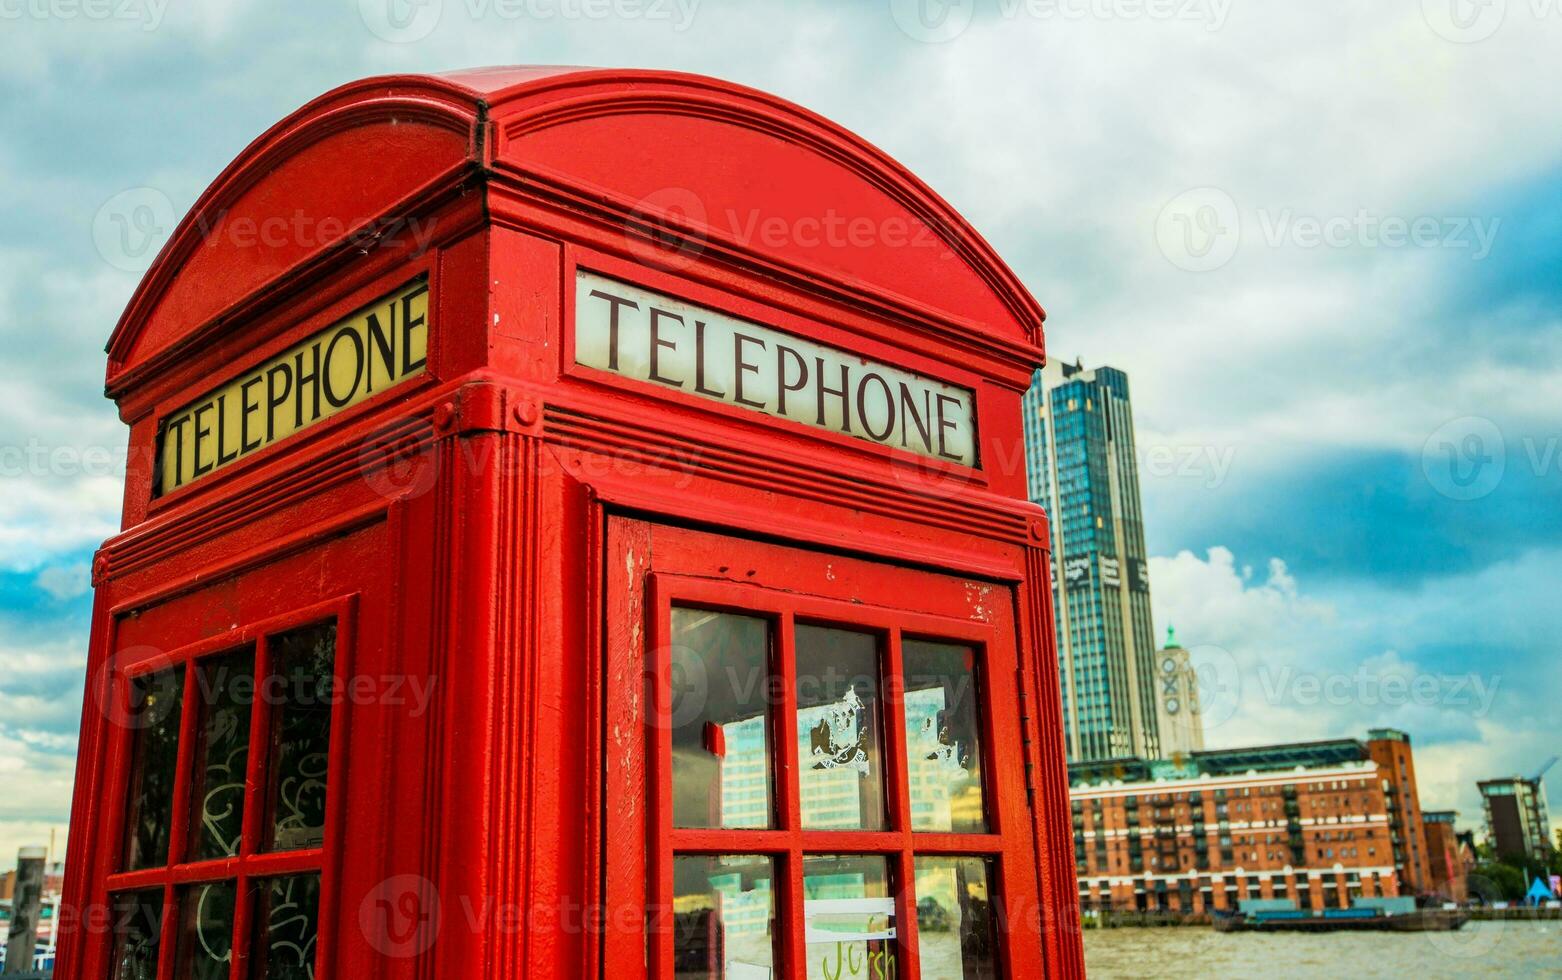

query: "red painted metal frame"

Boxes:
[99, 595, 356, 980]
[606, 521, 1045, 979]
[61, 67, 1084, 979]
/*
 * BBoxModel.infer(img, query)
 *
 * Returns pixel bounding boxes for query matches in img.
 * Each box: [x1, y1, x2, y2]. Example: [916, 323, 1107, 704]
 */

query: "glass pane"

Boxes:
[796, 627, 886, 831]
[188, 650, 255, 859]
[670, 608, 773, 829]
[901, 640, 987, 833]
[250, 874, 322, 980]
[122, 667, 185, 870]
[672, 855, 775, 979]
[912, 857, 1000, 979]
[109, 889, 164, 980]
[174, 880, 235, 980]
[265, 622, 336, 851]
[801, 855, 896, 980]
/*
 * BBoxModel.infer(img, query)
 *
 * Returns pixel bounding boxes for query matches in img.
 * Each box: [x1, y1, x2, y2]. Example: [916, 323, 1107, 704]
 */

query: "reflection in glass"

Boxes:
[912, 857, 1000, 979]
[796, 627, 886, 831]
[672, 855, 775, 979]
[901, 640, 987, 833]
[109, 889, 164, 980]
[265, 622, 336, 851]
[123, 667, 185, 870]
[250, 874, 321, 980]
[670, 609, 773, 829]
[189, 650, 255, 860]
[801, 855, 895, 980]
[174, 880, 235, 980]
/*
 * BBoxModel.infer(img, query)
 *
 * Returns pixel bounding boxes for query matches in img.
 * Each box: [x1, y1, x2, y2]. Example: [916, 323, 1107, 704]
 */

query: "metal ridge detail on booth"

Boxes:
[105, 69, 1044, 402]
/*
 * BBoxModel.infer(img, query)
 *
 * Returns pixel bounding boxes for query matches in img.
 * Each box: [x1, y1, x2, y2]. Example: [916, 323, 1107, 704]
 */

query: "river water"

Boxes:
[1083, 922, 1562, 977]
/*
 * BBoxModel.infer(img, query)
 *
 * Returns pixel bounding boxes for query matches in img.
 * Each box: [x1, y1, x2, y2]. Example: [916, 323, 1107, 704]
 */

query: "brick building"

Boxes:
[1422, 811, 1467, 902]
[1069, 731, 1432, 913]
[1365, 728, 1431, 894]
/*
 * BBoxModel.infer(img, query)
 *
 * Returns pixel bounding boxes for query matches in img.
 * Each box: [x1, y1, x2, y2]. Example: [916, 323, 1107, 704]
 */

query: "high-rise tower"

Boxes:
[1023, 359, 1160, 761]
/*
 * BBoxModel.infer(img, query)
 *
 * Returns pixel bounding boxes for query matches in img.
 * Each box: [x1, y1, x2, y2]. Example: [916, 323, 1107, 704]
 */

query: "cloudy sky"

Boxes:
[1, 0, 1558, 861]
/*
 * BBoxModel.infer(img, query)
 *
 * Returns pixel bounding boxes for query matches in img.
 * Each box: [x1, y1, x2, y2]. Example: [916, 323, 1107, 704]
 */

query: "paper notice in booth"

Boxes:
[803, 896, 897, 979]
[803, 897, 897, 945]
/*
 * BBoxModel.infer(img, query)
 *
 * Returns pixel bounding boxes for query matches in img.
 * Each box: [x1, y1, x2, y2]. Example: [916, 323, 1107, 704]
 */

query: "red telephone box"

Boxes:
[59, 67, 1082, 979]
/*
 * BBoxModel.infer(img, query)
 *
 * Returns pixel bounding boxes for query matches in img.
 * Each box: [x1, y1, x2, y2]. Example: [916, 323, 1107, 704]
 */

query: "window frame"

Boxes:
[639, 570, 1027, 979]
[102, 594, 357, 980]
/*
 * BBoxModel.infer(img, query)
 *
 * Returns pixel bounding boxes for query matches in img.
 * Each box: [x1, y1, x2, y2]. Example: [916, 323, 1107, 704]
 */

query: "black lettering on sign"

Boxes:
[573, 270, 978, 467]
[648, 308, 684, 388]
[817, 359, 852, 433]
[732, 333, 767, 409]
[776, 345, 807, 414]
[154, 279, 431, 495]
[856, 373, 895, 442]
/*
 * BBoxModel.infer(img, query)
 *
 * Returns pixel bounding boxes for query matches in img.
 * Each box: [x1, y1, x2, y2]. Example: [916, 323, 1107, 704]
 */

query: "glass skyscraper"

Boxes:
[1022, 360, 1160, 762]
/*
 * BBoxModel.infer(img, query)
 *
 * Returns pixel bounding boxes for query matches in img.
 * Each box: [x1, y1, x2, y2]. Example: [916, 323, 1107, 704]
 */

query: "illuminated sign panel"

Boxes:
[574, 271, 978, 467]
[156, 280, 429, 494]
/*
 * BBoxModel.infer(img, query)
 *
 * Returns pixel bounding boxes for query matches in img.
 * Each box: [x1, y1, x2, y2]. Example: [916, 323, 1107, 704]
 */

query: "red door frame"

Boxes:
[604, 518, 1045, 978]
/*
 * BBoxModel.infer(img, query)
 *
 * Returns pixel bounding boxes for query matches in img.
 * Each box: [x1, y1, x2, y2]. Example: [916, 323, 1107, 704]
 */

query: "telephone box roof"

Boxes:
[105, 66, 1046, 397]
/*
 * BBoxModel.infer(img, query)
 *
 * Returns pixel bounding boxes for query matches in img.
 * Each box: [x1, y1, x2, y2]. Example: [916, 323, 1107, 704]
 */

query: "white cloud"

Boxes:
[1151, 545, 1561, 828]
[0, 254, 133, 570]
[0, 624, 87, 862]
[34, 562, 91, 601]
[0, 729, 76, 865]
[859, 4, 1562, 468]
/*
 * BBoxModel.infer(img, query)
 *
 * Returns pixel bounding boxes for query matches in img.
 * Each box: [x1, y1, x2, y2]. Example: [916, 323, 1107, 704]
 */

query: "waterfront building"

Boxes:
[1479, 775, 1555, 860]
[1023, 359, 1160, 762]
[1152, 627, 1204, 759]
[1422, 811, 1467, 903]
[1068, 731, 1434, 913]
[1365, 728, 1432, 895]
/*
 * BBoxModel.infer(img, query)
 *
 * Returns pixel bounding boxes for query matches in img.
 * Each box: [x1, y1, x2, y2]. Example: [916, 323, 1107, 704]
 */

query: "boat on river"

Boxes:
[1212, 907, 1469, 933]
